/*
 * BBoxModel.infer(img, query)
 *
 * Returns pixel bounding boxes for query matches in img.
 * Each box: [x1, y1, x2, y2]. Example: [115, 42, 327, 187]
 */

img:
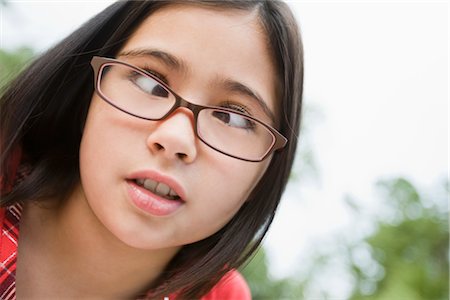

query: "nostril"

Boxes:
[154, 143, 164, 151]
[176, 153, 187, 160]
[152, 144, 189, 161]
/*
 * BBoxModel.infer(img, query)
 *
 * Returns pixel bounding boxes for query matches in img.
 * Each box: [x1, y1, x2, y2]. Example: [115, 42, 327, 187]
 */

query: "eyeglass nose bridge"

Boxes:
[159, 93, 208, 131]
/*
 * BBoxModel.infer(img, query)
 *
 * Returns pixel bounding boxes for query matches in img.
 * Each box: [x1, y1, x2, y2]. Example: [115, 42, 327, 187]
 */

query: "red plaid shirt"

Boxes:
[0, 153, 251, 299]
[0, 203, 21, 300]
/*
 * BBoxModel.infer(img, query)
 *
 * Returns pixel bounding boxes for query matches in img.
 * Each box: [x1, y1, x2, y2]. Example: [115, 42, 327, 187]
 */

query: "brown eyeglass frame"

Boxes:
[90, 56, 287, 162]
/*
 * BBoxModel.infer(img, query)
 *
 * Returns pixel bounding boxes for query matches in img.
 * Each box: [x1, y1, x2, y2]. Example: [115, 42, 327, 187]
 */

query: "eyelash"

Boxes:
[139, 65, 169, 84]
[221, 101, 252, 116]
[131, 65, 253, 117]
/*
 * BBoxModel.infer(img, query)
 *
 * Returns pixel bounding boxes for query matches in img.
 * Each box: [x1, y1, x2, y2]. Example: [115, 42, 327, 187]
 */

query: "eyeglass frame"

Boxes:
[90, 56, 287, 162]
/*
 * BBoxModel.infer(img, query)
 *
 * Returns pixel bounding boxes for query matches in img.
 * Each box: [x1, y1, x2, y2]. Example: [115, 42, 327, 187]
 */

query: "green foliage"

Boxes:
[240, 247, 304, 299]
[349, 178, 449, 300]
[0, 47, 35, 92]
[242, 177, 448, 299]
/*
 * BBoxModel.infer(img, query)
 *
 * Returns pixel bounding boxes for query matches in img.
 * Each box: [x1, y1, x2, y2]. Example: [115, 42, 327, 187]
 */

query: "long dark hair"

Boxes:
[0, 1, 303, 298]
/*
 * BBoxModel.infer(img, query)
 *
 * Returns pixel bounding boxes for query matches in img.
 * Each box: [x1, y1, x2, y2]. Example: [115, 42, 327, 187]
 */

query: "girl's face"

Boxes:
[79, 4, 278, 249]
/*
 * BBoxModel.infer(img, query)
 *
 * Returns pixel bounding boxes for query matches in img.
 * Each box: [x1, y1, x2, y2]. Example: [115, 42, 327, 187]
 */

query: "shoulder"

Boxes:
[201, 270, 251, 300]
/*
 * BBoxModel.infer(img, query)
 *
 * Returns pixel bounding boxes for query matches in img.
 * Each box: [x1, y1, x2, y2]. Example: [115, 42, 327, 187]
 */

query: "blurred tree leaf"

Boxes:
[240, 247, 304, 299]
[349, 178, 449, 300]
[270, 177, 449, 300]
[0, 47, 35, 93]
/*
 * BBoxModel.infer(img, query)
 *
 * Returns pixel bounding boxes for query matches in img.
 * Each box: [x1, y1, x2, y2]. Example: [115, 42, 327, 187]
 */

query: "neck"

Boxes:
[16, 185, 180, 299]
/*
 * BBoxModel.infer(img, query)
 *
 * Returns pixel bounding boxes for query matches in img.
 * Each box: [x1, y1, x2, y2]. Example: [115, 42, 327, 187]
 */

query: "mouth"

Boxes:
[126, 174, 186, 217]
[132, 178, 182, 202]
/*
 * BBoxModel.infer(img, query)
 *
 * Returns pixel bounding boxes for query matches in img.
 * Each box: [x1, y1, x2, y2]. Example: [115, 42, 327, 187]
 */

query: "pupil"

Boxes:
[152, 84, 169, 98]
[213, 111, 230, 123]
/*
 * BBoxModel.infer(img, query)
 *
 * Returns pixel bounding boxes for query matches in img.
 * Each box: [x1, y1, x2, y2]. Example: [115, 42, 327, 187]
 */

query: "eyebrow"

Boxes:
[221, 79, 276, 123]
[118, 48, 276, 123]
[118, 48, 189, 73]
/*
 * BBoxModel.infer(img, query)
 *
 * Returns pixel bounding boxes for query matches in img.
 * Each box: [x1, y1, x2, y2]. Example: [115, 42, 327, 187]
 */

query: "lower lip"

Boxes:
[126, 180, 184, 216]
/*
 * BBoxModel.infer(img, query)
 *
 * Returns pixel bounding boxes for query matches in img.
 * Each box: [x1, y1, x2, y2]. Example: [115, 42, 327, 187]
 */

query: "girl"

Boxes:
[0, 0, 303, 299]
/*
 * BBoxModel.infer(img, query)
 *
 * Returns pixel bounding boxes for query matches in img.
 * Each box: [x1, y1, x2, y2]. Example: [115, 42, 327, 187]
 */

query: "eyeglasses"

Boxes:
[90, 56, 287, 162]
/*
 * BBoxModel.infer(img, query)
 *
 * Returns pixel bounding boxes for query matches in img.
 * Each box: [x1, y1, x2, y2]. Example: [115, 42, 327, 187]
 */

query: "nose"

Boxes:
[146, 108, 198, 163]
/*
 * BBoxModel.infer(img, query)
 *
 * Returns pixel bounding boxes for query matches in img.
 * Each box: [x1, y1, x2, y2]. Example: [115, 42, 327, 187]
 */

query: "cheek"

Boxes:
[79, 97, 131, 187]
[80, 104, 114, 175]
[197, 156, 270, 219]
[79, 96, 143, 173]
[215, 155, 270, 193]
[188, 160, 270, 240]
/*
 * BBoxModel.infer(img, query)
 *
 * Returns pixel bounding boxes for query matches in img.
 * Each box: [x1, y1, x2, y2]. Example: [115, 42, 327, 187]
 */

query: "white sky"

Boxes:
[1, 0, 448, 292]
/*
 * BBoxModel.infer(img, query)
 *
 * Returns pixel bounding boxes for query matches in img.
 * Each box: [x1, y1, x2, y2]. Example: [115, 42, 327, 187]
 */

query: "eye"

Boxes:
[212, 109, 256, 131]
[130, 71, 169, 98]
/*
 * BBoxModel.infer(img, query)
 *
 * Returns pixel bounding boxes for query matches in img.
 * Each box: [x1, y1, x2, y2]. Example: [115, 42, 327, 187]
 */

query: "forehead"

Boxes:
[119, 4, 280, 121]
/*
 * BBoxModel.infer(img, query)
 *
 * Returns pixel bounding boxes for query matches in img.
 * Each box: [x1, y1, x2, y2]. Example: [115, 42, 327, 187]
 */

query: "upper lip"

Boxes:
[127, 170, 187, 201]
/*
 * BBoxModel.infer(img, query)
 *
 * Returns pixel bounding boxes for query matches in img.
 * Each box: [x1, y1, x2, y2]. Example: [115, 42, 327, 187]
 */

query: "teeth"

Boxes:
[156, 182, 170, 196]
[143, 179, 158, 191]
[139, 178, 179, 199]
